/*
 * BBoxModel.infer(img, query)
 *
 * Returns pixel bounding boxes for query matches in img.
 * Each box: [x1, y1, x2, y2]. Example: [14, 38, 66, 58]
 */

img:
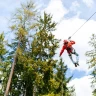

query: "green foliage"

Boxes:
[93, 89, 96, 96]
[86, 34, 96, 68]
[0, 33, 6, 59]
[86, 34, 96, 96]
[0, 32, 10, 95]
[30, 12, 60, 96]
[55, 58, 75, 96]
[0, 1, 75, 96]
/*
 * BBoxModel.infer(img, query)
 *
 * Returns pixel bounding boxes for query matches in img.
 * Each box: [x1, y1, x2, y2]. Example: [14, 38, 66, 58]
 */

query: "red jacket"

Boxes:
[60, 40, 75, 56]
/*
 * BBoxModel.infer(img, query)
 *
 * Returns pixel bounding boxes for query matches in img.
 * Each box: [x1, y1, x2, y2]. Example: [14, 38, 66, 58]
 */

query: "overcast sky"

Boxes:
[0, 0, 96, 96]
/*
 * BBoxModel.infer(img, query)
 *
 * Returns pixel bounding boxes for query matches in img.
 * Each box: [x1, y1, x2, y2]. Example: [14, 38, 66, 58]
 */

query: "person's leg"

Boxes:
[69, 54, 77, 67]
[75, 51, 79, 63]
[68, 54, 75, 64]
[72, 48, 79, 64]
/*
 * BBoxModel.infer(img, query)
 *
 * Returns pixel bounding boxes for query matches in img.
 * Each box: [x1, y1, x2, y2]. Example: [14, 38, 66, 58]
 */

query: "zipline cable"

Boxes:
[68, 12, 96, 39]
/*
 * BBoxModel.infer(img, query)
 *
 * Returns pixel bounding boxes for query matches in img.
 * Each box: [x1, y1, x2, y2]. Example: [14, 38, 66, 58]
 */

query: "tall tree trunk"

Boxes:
[4, 43, 20, 96]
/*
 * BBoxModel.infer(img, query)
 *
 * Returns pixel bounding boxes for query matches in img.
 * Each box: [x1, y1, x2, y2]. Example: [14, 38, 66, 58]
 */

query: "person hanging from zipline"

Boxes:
[59, 37, 79, 67]
[59, 12, 96, 67]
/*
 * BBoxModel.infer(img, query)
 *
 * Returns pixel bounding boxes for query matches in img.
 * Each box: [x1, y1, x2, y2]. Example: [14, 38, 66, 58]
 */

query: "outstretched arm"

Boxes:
[60, 46, 65, 56]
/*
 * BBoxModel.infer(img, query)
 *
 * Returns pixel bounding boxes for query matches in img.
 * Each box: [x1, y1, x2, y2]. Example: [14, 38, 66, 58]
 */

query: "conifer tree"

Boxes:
[86, 34, 96, 96]
[0, 1, 76, 96]
[55, 58, 75, 96]
[0, 33, 10, 95]
[1, 1, 38, 96]
[31, 12, 60, 95]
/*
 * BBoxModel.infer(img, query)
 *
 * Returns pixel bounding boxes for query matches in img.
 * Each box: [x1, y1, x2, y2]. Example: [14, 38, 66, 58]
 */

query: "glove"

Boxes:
[68, 36, 71, 40]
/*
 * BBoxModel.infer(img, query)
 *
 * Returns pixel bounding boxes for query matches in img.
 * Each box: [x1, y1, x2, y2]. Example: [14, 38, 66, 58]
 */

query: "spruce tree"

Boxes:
[2, 1, 38, 96]
[31, 12, 60, 95]
[55, 58, 75, 96]
[0, 1, 76, 96]
[0, 33, 10, 95]
[86, 34, 96, 96]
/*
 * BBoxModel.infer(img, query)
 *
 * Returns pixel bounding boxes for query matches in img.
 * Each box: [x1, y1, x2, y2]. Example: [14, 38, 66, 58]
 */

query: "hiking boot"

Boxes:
[74, 63, 77, 67]
[77, 63, 79, 66]
[76, 62, 79, 66]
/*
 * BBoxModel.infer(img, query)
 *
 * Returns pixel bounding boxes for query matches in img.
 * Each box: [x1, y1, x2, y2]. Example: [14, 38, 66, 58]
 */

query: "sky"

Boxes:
[0, 0, 96, 96]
